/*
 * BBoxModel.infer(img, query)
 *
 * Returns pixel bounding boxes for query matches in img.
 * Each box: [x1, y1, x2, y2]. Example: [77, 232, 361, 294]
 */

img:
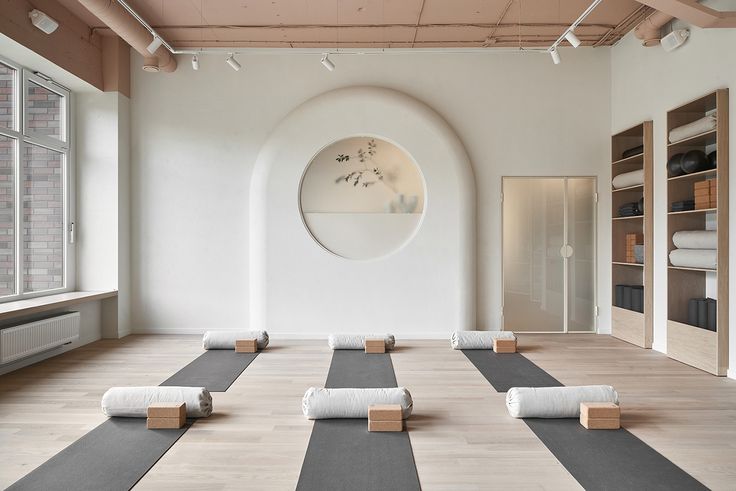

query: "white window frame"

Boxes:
[0, 54, 75, 302]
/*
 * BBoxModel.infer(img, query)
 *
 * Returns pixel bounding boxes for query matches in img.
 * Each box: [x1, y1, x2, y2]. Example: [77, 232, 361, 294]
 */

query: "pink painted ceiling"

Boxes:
[58, 0, 652, 48]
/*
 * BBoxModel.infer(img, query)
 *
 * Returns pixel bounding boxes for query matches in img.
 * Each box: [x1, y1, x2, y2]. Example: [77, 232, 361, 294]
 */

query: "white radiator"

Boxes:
[0, 312, 80, 364]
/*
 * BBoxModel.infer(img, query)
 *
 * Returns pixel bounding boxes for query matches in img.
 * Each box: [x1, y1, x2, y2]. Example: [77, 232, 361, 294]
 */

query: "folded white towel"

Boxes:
[612, 169, 644, 189]
[101, 386, 213, 418]
[669, 248, 717, 269]
[672, 230, 717, 250]
[450, 330, 516, 350]
[506, 385, 618, 418]
[669, 115, 717, 143]
[202, 330, 269, 350]
[327, 334, 396, 350]
[302, 387, 413, 419]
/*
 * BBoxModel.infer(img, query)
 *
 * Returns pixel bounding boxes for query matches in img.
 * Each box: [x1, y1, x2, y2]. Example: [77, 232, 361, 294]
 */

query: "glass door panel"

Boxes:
[567, 178, 596, 332]
[503, 178, 565, 332]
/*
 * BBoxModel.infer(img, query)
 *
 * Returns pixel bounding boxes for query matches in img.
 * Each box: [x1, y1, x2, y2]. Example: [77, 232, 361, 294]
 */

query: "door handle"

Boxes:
[559, 244, 574, 258]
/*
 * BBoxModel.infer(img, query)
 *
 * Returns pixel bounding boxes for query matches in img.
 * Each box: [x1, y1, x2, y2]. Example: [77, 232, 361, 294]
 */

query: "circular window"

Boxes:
[300, 136, 425, 259]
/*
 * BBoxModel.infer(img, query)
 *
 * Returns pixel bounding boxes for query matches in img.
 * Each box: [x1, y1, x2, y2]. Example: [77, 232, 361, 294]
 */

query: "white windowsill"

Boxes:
[0, 291, 118, 322]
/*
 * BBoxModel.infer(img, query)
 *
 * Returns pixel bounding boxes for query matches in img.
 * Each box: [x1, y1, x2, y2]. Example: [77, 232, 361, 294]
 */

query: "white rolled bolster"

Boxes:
[101, 386, 213, 418]
[302, 387, 413, 419]
[327, 334, 396, 350]
[450, 330, 516, 349]
[202, 330, 269, 350]
[506, 385, 618, 418]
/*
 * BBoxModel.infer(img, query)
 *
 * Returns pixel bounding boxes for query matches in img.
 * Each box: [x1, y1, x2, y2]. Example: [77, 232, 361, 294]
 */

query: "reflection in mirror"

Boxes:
[300, 136, 425, 259]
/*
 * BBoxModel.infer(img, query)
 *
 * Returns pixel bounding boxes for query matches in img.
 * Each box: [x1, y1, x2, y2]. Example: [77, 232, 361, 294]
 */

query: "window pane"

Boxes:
[23, 144, 63, 293]
[0, 63, 14, 131]
[26, 81, 63, 141]
[0, 135, 15, 296]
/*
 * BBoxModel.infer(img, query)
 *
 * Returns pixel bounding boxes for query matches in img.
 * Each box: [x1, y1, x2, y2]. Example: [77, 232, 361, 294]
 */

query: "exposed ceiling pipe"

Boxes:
[634, 10, 674, 46]
[77, 0, 177, 72]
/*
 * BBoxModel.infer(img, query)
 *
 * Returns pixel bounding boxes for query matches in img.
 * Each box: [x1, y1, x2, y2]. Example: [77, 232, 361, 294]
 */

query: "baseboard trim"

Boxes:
[728, 369, 736, 381]
[131, 327, 454, 340]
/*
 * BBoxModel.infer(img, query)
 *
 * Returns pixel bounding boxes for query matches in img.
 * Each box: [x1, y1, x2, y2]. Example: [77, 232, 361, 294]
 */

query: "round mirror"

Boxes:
[300, 136, 426, 259]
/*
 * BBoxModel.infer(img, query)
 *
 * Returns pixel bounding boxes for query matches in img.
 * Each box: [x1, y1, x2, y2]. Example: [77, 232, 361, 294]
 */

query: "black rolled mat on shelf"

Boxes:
[161, 350, 259, 392]
[463, 349, 708, 491]
[7, 349, 259, 490]
[296, 350, 421, 491]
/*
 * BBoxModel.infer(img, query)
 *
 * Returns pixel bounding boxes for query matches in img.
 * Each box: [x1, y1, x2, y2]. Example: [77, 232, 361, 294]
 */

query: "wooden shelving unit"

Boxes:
[666, 89, 729, 376]
[611, 122, 653, 348]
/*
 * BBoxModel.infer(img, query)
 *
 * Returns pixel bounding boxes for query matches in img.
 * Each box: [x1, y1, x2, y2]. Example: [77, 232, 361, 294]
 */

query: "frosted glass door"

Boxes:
[567, 178, 596, 332]
[503, 178, 566, 332]
[503, 177, 596, 333]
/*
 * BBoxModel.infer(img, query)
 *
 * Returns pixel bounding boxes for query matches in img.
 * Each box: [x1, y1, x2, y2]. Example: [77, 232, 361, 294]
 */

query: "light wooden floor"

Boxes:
[1, 334, 735, 490]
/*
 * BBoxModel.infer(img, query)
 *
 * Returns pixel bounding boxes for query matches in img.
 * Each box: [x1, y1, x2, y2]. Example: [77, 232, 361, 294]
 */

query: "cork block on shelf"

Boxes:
[235, 339, 258, 353]
[147, 402, 186, 420]
[368, 420, 403, 432]
[368, 404, 403, 422]
[365, 339, 386, 354]
[493, 338, 517, 353]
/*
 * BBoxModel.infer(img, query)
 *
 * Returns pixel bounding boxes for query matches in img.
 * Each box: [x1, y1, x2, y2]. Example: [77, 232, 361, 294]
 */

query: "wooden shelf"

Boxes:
[668, 265, 717, 273]
[613, 262, 643, 267]
[612, 184, 643, 193]
[668, 208, 717, 215]
[610, 121, 652, 350]
[0, 291, 118, 322]
[611, 153, 644, 165]
[666, 89, 728, 376]
[667, 168, 717, 181]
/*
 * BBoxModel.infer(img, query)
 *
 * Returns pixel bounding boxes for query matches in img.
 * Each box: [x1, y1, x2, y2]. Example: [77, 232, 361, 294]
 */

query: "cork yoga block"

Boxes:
[368, 420, 403, 432]
[368, 404, 403, 422]
[365, 339, 386, 354]
[147, 417, 185, 430]
[580, 402, 620, 430]
[147, 402, 186, 420]
[493, 338, 517, 353]
[235, 339, 258, 353]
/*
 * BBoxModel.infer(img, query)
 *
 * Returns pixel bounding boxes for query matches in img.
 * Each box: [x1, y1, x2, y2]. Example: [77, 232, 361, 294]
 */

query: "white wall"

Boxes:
[129, 48, 612, 336]
[76, 91, 131, 338]
[610, 8, 736, 375]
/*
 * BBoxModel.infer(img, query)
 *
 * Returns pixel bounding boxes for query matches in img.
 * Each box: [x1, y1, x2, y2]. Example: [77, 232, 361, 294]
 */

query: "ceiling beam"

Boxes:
[636, 0, 736, 28]
[0, 0, 104, 89]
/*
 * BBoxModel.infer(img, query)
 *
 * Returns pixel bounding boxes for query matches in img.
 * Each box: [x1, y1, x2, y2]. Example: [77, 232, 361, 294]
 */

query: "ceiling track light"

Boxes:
[564, 30, 581, 48]
[548, 0, 602, 64]
[192, 54, 199, 71]
[146, 35, 163, 54]
[226, 53, 242, 71]
[320, 53, 335, 71]
[550, 48, 561, 65]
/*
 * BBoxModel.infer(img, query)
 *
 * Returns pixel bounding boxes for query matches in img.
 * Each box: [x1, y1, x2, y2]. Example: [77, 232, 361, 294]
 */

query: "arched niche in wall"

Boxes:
[250, 87, 475, 336]
[300, 136, 426, 260]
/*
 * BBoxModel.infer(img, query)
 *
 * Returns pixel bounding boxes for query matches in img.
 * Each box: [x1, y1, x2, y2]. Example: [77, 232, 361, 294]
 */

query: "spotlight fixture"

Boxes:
[564, 30, 581, 48]
[320, 53, 335, 72]
[192, 54, 199, 71]
[146, 35, 163, 54]
[550, 48, 561, 65]
[226, 53, 242, 71]
[28, 9, 58, 34]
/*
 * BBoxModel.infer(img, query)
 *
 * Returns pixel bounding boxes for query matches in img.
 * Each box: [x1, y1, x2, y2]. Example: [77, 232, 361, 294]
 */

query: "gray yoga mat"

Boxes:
[464, 349, 707, 490]
[161, 350, 259, 392]
[296, 351, 421, 491]
[463, 350, 560, 391]
[7, 417, 191, 491]
[9, 349, 258, 489]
